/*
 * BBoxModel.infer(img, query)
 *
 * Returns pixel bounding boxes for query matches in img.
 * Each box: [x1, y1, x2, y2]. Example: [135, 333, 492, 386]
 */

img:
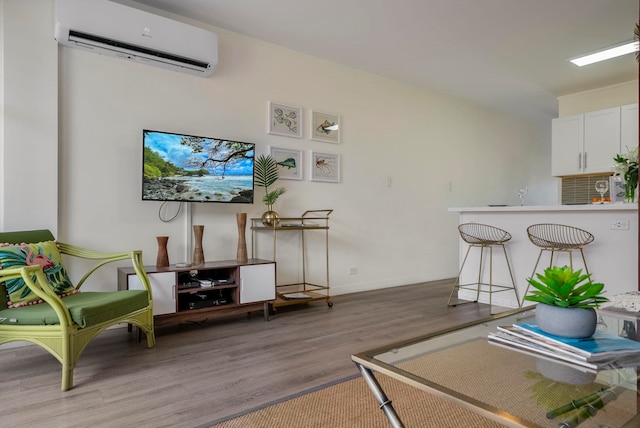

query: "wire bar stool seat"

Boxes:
[522, 223, 594, 305]
[448, 223, 520, 313]
[526, 223, 594, 251]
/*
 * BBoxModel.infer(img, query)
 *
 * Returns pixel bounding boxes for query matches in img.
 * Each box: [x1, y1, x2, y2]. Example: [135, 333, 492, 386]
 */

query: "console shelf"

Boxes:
[118, 259, 275, 326]
[251, 209, 332, 309]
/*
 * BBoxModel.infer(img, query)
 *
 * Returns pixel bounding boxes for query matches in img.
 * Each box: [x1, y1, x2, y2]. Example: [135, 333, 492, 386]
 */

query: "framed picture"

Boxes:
[610, 175, 625, 203]
[310, 111, 340, 143]
[268, 102, 302, 138]
[269, 146, 303, 180]
[310, 151, 340, 182]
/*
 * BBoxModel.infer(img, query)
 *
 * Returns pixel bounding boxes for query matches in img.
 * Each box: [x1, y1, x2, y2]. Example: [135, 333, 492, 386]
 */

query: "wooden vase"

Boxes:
[236, 213, 248, 262]
[192, 225, 205, 265]
[156, 236, 170, 267]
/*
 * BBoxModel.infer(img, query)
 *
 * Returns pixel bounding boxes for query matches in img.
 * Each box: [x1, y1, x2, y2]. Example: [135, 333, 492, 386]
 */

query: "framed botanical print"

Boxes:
[270, 146, 303, 180]
[310, 111, 340, 143]
[268, 102, 302, 138]
[310, 151, 340, 182]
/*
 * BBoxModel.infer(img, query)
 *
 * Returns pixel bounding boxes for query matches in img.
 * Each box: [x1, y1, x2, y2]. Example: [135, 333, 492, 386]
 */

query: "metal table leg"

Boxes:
[355, 362, 405, 428]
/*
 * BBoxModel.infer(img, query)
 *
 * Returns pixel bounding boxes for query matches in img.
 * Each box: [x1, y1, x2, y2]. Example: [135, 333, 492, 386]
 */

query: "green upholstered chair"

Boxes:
[0, 229, 155, 391]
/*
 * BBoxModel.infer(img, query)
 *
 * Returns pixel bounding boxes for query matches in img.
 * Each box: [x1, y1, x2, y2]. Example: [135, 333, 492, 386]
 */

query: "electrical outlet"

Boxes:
[611, 220, 630, 230]
[348, 266, 359, 275]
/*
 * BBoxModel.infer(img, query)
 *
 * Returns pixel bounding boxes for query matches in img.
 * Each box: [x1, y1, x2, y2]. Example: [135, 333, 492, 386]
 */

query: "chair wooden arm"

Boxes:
[56, 243, 152, 298]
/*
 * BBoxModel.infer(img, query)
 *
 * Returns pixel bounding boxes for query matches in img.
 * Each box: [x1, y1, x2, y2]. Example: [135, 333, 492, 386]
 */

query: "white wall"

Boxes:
[558, 80, 638, 117]
[3, 0, 554, 295]
[0, 0, 58, 233]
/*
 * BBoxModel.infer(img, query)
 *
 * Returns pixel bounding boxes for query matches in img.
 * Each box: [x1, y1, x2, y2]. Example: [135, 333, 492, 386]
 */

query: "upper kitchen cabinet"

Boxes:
[621, 103, 638, 152]
[552, 105, 633, 177]
[583, 107, 620, 173]
[552, 114, 583, 176]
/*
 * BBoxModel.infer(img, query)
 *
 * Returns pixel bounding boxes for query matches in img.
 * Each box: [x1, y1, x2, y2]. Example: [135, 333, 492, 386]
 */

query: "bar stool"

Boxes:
[522, 223, 594, 304]
[447, 223, 520, 313]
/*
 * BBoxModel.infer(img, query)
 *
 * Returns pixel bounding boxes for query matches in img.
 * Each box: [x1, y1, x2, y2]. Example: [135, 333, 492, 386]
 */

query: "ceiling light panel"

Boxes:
[570, 41, 639, 67]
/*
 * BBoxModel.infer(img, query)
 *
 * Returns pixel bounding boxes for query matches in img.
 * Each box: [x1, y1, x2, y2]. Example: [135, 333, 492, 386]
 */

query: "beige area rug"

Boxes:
[209, 375, 505, 428]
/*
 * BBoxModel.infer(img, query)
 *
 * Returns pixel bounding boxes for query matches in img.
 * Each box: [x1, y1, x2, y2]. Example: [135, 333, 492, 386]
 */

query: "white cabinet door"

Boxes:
[552, 114, 583, 176]
[583, 107, 620, 174]
[621, 103, 638, 152]
[128, 272, 176, 315]
[239, 263, 275, 304]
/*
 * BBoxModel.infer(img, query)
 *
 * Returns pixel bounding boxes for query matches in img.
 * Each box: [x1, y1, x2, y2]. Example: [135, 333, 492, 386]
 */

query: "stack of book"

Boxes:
[196, 278, 213, 287]
[488, 322, 640, 370]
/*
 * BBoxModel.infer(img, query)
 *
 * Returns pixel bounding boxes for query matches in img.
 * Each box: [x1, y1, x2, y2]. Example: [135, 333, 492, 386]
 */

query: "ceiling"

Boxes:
[131, 0, 638, 125]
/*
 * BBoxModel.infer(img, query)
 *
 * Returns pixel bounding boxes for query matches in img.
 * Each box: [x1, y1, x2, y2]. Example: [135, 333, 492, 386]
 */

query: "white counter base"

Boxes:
[449, 204, 637, 308]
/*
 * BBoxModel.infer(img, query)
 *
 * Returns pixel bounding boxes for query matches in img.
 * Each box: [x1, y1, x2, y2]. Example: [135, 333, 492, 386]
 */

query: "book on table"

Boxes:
[511, 322, 640, 362]
[488, 330, 599, 370]
[496, 326, 590, 362]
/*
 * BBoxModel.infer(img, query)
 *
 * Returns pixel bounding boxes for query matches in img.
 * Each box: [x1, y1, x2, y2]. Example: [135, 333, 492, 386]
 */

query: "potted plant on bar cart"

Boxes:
[254, 154, 286, 226]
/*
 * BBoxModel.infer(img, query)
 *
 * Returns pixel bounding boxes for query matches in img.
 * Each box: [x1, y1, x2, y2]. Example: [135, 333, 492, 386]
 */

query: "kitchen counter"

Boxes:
[449, 204, 638, 308]
[449, 203, 637, 213]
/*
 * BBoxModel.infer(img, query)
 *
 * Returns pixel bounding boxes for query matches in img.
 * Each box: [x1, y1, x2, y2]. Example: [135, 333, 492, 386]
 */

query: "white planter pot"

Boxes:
[535, 304, 597, 339]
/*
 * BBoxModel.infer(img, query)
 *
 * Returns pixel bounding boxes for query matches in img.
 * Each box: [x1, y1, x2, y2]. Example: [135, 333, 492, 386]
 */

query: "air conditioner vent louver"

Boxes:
[55, 0, 218, 77]
[68, 30, 211, 70]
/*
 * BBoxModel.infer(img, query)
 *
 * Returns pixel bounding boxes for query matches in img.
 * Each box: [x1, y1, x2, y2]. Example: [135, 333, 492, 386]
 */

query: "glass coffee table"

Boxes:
[352, 307, 640, 428]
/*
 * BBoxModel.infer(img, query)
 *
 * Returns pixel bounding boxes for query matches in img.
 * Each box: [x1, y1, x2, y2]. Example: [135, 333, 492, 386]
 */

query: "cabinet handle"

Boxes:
[578, 154, 581, 169]
[583, 152, 587, 169]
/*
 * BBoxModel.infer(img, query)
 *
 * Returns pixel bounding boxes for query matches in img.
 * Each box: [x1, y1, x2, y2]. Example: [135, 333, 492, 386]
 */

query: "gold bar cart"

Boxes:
[251, 209, 333, 309]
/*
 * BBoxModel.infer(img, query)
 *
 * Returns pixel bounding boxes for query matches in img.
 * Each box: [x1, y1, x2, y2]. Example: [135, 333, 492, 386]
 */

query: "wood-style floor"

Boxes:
[0, 279, 498, 428]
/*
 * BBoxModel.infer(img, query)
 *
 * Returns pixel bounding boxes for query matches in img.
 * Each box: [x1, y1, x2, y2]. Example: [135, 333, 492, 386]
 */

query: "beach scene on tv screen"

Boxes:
[143, 130, 254, 203]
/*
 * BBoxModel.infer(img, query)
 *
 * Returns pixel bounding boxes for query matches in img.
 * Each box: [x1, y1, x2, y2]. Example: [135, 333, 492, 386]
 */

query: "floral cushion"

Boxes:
[0, 241, 76, 308]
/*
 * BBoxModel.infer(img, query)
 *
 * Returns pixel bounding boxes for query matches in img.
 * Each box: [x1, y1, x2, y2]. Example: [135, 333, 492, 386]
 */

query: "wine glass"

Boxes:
[517, 186, 528, 206]
[595, 180, 609, 204]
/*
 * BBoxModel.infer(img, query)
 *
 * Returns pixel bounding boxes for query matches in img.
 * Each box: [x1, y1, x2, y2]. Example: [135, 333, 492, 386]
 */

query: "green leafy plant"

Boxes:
[613, 147, 638, 201]
[524, 266, 608, 309]
[254, 154, 286, 210]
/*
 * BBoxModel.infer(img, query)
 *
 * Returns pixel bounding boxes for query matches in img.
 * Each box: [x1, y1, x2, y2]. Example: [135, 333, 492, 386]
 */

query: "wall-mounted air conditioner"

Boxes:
[54, 0, 218, 77]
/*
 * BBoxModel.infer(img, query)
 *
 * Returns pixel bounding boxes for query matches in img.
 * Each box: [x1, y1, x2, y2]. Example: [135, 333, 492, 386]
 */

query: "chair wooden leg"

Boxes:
[60, 333, 74, 391]
[61, 364, 74, 392]
[146, 329, 156, 348]
[61, 340, 74, 391]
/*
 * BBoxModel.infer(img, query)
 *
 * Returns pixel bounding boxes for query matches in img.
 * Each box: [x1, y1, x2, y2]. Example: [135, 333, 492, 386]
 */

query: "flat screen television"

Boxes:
[142, 129, 255, 203]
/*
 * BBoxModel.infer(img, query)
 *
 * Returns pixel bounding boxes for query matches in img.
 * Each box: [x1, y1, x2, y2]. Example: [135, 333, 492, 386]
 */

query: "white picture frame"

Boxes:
[610, 175, 625, 203]
[268, 101, 302, 138]
[269, 146, 303, 180]
[310, 111, 340, 143]
[310, 151, 341, 182]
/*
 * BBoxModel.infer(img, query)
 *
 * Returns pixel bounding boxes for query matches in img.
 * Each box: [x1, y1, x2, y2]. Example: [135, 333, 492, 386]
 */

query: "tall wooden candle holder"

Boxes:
[156, 236, 170, 267]
[236, 213, 248, 262]
[192, 225, 205, 265]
